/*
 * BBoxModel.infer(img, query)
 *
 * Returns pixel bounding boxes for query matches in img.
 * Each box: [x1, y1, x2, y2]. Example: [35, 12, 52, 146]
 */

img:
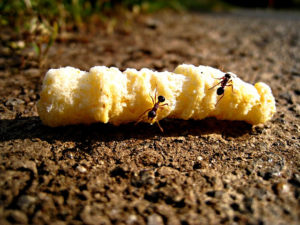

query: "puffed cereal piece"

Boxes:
[37, 64, 276, 127]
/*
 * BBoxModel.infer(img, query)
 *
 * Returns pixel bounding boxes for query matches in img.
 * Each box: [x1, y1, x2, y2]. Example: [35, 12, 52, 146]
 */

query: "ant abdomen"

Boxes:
[148, 110, 156, 118]
[217, 87, 224, 95]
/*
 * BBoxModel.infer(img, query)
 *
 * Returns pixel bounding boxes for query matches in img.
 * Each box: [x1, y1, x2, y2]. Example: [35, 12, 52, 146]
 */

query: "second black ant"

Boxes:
[209, 73, 234, 105]
[135, 89, 168, 132]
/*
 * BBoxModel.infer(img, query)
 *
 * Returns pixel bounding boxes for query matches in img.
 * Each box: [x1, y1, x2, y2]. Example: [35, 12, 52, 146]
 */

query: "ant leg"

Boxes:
[135, 108, 152, 125]
[228, 84, 234, 93]
[160, 103, 169, 107]
[154, 87, 158, 102]
[226, 82, 234, 93]
[156, 120, 164, 132]
[149, 93, 155, 105]
[208, 81, 222, 90]
[157, 103, 169, 112]
[216, 93, 224, 106]
[230, 80, 234, 93]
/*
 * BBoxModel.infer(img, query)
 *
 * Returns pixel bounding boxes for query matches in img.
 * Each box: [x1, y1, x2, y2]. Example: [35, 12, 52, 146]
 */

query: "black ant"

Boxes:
[209, 73, 234, 105]
[135, 90, 168, 132]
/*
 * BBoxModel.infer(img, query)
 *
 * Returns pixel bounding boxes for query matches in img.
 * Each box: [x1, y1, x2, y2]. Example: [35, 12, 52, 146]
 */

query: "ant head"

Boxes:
[217, 87, 224, 95]
[158, 95, 165, 103]
[225, 73, 231, 79]
[148, 110, 156, 118]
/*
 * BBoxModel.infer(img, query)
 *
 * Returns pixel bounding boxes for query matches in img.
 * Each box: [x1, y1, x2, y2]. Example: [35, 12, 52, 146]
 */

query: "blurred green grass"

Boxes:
[2, 0, 300, 35]
[0, 0, 230, 67]
[0, 0, 227, 30]
[1, 0, 299, 67]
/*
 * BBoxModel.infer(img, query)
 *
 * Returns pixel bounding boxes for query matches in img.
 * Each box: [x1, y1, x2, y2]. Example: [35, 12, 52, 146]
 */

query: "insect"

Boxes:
[135, 90, 168, 132]
[209, 73, 234, 105]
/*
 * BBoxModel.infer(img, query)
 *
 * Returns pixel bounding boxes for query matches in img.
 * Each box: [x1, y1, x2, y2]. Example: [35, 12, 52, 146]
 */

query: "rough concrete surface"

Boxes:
[0, 10, 300, 225]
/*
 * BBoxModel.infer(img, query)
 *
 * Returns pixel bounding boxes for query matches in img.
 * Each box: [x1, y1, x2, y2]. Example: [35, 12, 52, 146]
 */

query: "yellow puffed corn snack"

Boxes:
[37, 64, 276, 127]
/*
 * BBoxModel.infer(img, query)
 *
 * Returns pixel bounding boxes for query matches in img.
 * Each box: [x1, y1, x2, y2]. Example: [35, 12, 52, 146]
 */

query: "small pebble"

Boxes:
[289, 174, 300, 187]
[127, 214, 138, 225]
[279, 92, 293, 104]
[5, 98, 25, 107]
[12, 160, 37, 175]
[157, 166, 180, 176]
[17, 195, 36, 211]
[77, 165, 87, 173]
[147, 214, 164, 225]
[273, 182, 290, 195]
[7, 210, 28, 224]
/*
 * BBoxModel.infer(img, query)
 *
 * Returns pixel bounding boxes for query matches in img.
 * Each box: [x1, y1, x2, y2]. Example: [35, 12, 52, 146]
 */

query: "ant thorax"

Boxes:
[214, 72, 237, 80]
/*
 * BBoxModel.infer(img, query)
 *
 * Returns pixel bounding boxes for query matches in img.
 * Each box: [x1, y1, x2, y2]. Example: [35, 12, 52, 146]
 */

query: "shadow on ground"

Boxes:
[0, 116, 252, 142]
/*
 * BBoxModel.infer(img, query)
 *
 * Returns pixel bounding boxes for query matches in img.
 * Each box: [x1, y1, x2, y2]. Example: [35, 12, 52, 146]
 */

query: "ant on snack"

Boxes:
[135, 89, 168, 132]
[209, 73, 234, 105]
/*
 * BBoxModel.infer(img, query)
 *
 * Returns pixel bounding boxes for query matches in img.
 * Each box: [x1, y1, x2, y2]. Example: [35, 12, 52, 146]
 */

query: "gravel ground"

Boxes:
[0, 9, 300, 225]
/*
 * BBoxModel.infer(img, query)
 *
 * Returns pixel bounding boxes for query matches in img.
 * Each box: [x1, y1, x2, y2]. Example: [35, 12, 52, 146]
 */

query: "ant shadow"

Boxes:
[0, 116, 252, 143]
